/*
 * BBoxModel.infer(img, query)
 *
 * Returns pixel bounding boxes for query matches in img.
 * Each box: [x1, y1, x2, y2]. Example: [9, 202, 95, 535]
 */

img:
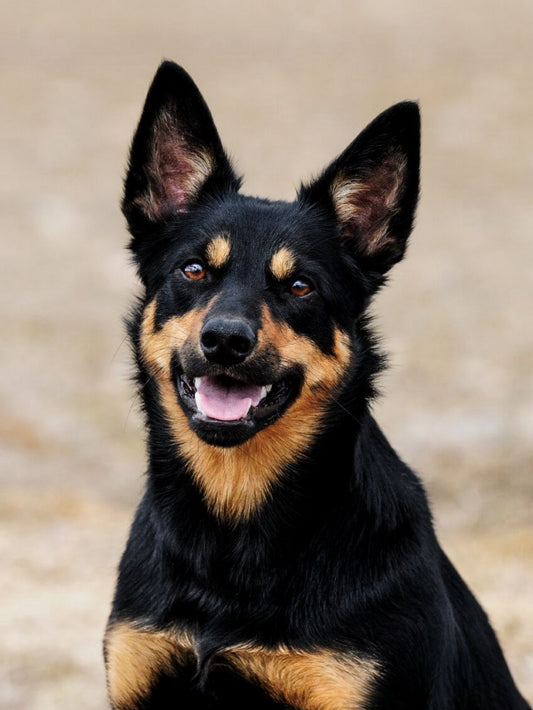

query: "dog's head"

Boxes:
[123, 62, 419, 516]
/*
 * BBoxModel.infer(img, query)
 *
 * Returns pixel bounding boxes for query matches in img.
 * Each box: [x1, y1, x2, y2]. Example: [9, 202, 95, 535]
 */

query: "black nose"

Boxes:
[200, 317, 257, 365]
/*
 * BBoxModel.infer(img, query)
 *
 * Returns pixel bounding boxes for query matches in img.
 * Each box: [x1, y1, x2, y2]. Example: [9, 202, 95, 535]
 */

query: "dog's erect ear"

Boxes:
[299, 102, 420, 276]
[122, 61, 240, 226]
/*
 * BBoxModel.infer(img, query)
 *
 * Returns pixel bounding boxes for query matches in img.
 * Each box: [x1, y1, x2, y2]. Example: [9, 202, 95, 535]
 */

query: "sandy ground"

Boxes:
[1, 1, 532, 707]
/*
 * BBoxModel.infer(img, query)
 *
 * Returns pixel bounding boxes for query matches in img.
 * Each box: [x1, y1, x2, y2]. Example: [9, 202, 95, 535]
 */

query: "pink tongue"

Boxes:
[196, 377, 263, 422]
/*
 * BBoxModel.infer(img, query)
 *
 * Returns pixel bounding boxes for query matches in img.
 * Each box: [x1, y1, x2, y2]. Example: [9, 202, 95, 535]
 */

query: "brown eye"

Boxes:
[182, 261, 206, 281]
[290, 278, 313, 297]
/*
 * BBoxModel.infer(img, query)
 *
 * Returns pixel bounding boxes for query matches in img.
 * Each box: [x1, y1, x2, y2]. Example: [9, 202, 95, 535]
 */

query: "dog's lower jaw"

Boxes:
[189, 415, 257, 448]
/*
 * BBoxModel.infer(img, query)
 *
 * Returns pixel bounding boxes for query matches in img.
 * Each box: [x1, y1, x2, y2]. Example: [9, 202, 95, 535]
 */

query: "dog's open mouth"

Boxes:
[175, 372, 300, 446]
[193, 376, 270, 421]
[178, 374, 292, 422]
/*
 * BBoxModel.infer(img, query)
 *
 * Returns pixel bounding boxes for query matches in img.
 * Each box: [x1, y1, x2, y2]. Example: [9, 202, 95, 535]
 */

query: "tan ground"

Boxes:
[1, 1, 532, 707]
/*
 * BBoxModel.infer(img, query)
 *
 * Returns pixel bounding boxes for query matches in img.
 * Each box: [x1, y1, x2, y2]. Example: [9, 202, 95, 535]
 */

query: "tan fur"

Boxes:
[205, 235, 232, 268]
[105, 619, 377, 710]
[225, 644, 379, 710]
[140, 299, 209, 378]
[139, 300, 352, 521]
[104, 621, 195, 709]
[270, 247, 297, 281]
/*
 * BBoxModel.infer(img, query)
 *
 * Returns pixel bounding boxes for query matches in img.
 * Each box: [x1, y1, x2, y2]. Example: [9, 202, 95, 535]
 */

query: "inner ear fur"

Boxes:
[300, 101, 420, 275]
[123, 61, 240, 226]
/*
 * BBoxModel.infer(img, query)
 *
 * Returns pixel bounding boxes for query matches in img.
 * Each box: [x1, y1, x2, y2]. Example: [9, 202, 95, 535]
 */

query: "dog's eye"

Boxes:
[181, 261, 207, 281]
[290, 278, 313, 297]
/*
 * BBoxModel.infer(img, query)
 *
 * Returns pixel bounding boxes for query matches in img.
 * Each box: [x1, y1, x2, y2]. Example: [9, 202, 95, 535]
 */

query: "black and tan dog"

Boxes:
[104, 61, 530, 709]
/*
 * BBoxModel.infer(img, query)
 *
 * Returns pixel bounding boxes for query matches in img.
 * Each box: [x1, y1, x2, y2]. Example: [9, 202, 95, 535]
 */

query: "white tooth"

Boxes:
[194, 392, 205, 414]
[265, 384, 272, 393]
[260, 386, 267, 401]
[194, 377, 201, 391]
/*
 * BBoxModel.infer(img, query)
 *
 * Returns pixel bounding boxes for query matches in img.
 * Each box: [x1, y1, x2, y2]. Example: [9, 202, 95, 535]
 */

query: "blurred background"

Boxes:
[1, 1, 532, 707]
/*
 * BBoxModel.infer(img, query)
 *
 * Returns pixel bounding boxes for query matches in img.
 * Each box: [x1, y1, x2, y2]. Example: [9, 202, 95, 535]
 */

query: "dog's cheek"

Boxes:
[273, 326, 352, 451]
[260, 306, 352, 403]
[139, 298, 206, 379]
[297, 327, 352, 393]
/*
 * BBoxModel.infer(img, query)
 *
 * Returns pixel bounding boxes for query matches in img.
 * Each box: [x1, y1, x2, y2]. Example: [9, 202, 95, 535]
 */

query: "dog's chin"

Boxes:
[175, 371, 302, 447]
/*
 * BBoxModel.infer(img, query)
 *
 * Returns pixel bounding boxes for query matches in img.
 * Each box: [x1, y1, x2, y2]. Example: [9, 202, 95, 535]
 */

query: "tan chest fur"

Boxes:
[105, 621, 379, 710]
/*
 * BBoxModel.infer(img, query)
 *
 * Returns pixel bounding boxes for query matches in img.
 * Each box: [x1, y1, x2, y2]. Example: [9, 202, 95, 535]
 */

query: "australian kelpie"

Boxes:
[104, 61, 530, 709]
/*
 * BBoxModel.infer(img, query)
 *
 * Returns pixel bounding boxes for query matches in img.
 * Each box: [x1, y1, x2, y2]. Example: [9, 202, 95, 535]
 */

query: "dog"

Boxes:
[104, 61, 530, 709]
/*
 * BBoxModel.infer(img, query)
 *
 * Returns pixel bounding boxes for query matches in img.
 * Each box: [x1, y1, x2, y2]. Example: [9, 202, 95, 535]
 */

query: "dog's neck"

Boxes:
[145, 402, 412, 533]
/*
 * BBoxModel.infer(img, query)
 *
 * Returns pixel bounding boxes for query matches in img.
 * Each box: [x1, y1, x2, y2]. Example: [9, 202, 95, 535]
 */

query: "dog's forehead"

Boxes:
[199, 196, 332, 263]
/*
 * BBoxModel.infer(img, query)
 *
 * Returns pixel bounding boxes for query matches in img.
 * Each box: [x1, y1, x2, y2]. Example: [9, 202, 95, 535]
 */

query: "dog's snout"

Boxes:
[200, 317, 257, 365]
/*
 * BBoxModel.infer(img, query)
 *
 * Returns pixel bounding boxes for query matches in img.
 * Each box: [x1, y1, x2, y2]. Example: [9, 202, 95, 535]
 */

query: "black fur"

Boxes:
[105, 61, 530, 710]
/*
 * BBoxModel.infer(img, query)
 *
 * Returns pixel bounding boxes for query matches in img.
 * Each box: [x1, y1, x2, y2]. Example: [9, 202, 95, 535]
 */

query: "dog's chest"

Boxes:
[105, 621, 379, 709]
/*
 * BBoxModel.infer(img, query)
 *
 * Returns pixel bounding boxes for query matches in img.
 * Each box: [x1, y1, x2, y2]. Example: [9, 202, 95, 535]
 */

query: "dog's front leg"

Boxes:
[104, 620, 198, 709]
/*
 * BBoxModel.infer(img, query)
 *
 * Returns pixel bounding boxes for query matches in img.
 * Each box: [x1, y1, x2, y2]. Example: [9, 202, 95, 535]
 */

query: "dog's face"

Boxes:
[138, 193, 364, 449]
[123, 62, 419, 512]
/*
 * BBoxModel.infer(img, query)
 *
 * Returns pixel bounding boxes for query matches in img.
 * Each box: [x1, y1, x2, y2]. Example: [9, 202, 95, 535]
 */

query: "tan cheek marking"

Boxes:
[261, 307, 351, 391]
[104, 621, 195, 709]
[270, 247, 297, 281]
[139, 300, 351, 521]
[224, 644, 379, 710]
[205, 235, 231, 269]
[140, 298, 209, 378]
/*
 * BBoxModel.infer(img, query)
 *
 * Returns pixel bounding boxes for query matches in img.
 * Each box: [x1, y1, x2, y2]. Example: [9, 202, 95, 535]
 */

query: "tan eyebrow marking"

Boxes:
[270, 247, 297, 281]
[205, 235, 231, 268]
